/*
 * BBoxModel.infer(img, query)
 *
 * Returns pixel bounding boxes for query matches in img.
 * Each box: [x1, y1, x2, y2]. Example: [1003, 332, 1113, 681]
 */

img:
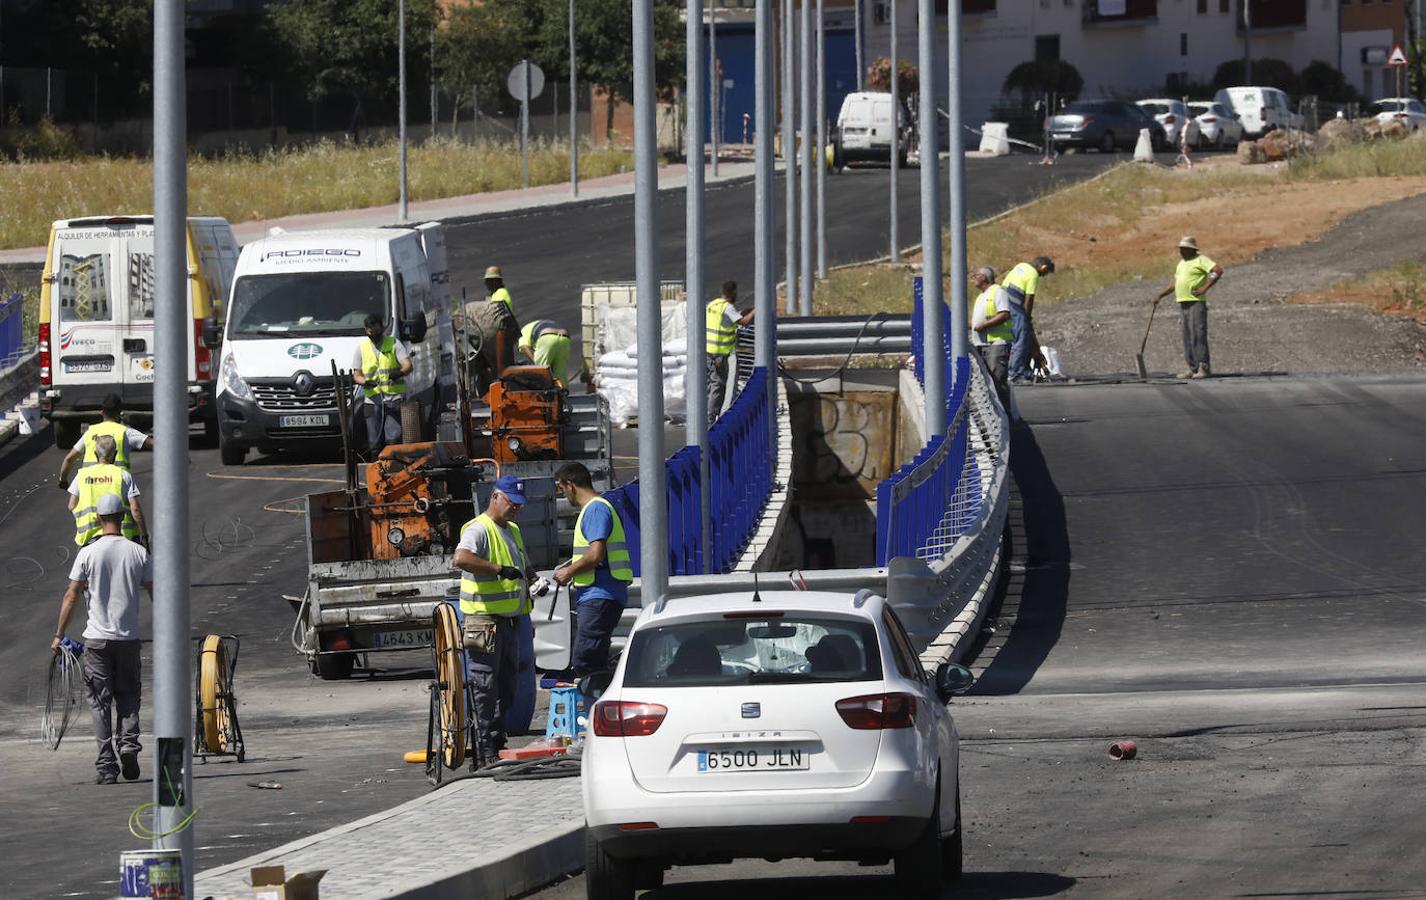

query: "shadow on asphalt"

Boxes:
[640, 870, 1075, 898]
[971, 421, 1070, 696]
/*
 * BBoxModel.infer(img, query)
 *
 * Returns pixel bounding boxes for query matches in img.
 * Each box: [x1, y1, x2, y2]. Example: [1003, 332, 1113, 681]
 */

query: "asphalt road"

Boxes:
[0, 152, 1125, 898]
[533, 374, 1426, 899]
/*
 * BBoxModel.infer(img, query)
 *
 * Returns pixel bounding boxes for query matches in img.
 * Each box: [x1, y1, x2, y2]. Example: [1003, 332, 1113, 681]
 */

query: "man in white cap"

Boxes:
[52, 492, 153, 784]
[1155, 236, 1224, 379]
[485, 266, 513, 313]
[969, 266, 1013, 410]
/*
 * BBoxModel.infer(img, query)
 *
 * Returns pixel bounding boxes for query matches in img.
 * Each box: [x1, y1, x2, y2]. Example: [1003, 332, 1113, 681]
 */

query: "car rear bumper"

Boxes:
[44, 382, 214, 421]
[589, 819, 924, 863]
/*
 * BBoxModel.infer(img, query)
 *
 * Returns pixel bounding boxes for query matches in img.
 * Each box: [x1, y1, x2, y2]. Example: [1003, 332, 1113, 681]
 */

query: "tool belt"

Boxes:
[462, 614, 499, 654]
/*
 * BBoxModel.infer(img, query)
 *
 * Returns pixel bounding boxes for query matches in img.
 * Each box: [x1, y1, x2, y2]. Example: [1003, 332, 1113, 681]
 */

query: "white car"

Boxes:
[1369, 98, 1426, 132]
[581, 590, 974, 899]
[1187, 101, 1244, 148]
[1137, 99, 1200, 149]
[1214, 86, 1303, 138]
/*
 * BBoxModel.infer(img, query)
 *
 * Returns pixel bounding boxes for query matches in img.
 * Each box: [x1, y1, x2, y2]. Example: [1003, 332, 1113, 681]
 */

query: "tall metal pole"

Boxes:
[918, 0, 945, 435]
[570, 0, 579, 196]
[782, 0, 798, 314]
[947, 0, 968, 383]
[398, 0, 409, 222]
[430, 27, 437, 136]
[888, 0, 900, 262]
[1243, 1, 1252, 84]
[634, 0, 667, 602]
[153, 2, 194, 893]
[854, 0, 864, 91]
[798, 0, 813, 315]
[710, 0, 721, 177]
[686, 0, 711, 572]
[816, 0, 827, 279]
[756, 0, 777, 450]
[521, 60, 531, 189]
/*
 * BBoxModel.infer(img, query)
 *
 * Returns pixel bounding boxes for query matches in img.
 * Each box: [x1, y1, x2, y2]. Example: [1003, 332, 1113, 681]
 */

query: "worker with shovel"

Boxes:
[1154, 236, 1223, 379]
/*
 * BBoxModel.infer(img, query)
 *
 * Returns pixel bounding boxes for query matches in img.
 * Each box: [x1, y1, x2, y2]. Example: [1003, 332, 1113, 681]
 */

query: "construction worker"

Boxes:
[57, 393, 152, 489]
[68, 435, 146, 547]
[551, 462, 632, 682]
[705, 281, 755, 423]
[485, 266, 513, 313]
[518, 319, 574, 387]
[452, 475, 534, 761]
[1001, 256, 1054, 384]
[52, 491, 153, 784]
[1156, 236, 1223, 379]
[970, 266, 1013, 411]
[350, 313, 413, 456]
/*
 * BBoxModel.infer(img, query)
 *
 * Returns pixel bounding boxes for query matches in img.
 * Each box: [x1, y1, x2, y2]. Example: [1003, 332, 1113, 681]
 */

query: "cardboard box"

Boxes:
[250, 865, 326, 900]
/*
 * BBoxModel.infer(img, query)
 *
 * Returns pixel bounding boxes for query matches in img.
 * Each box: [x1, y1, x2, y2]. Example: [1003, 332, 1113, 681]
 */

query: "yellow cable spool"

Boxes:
[432, 604, 467, 769]
[198, 635, 229, 753]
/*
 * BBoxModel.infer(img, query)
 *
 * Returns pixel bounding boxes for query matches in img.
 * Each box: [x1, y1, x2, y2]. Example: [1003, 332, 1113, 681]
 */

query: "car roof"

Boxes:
[635, 590, 884, 628]
[1137, 98, 1182, 105]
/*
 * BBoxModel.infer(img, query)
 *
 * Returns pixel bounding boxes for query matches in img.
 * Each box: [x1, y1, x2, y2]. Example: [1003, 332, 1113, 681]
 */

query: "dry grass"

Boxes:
[0, 138, 633, 250]
[1289, 260, 1426, 322]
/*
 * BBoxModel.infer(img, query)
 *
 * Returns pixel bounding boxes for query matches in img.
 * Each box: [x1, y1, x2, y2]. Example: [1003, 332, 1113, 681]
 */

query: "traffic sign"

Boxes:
[507, 61, 546, 101]
[1388, 44, 1409, 67]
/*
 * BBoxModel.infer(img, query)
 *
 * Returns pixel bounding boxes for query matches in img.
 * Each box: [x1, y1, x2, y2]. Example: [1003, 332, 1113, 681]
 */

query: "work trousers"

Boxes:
[363, 396, 404, 454]
[82, 640, 142, 778]
[571, 596, 625, 679]
[1008, 303, 1033, 380]
[707, 355, 730, 424]
[467, 614, 518, 757]
[1178, 300, 1210, 372]
[978, 342, 1011, 413]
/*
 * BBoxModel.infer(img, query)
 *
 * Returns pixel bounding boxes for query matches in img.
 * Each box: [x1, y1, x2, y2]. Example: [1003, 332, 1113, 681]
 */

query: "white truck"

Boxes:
[215, 224, 456, 465]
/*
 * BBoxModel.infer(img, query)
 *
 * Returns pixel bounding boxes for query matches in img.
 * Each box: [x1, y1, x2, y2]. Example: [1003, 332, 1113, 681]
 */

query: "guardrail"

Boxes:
[0, 293, 29, 372]
[604, 367, 775, 576]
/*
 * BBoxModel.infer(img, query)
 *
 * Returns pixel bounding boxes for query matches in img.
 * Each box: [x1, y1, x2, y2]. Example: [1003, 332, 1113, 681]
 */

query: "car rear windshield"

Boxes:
[1064, 101, 1114, 114]
[1188, 104, 1211, 115]
[1140, 103, 1171, 115]
[623, 614, 883, 687]
[1371, 101, 1404, 115]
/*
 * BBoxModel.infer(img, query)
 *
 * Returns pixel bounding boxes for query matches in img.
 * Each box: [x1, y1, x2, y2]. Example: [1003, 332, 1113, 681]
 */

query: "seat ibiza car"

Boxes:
[581, 590, 975, 899]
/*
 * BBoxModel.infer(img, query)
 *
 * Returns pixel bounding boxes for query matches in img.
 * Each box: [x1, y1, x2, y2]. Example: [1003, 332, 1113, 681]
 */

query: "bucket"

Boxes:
[120, 849, 184, 899]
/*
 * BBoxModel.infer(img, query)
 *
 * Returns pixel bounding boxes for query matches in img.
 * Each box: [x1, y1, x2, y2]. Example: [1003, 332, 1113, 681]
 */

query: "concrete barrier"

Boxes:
[979, 122, 1011, 157]
[1134, 128, 1155, 162]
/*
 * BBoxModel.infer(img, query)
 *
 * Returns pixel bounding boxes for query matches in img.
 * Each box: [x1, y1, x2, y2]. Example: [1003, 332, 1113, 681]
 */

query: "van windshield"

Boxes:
[228, 271, 389, 337]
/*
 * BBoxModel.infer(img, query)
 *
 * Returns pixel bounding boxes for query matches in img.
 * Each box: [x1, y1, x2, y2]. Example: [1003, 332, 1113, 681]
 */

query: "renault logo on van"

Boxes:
[288, 343, 323, 361]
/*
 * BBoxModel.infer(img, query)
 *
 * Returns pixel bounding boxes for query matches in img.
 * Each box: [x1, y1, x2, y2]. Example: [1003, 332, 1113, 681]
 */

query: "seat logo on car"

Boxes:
[288, 342, 323, 360]
[741, 702, 761, 719]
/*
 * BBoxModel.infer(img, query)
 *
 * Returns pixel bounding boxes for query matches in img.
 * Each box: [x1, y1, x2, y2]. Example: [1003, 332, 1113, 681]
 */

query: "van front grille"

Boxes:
[251, 378, 338, 413]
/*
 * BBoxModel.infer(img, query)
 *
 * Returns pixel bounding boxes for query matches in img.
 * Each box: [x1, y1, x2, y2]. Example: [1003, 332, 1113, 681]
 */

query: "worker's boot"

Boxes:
[1191, 364, 1211, 380]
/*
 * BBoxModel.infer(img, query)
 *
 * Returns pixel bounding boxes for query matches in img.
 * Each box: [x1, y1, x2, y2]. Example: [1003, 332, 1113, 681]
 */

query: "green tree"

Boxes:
[1299, 61, 1358, 103]
[1212, 58, 1297, 94]
[1001, 60, 1084, 102]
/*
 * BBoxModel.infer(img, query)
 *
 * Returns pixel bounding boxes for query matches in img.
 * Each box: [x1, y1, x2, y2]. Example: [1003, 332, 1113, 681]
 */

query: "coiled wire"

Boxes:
[42, 638, 85, 750]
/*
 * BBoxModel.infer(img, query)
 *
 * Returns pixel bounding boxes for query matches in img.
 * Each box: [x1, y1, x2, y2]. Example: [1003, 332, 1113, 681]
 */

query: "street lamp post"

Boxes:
[782, 0, 798, 314]
[889, 0, 899, 263]
[686, 0, 711, 571]
[917, 0, 944, 435]
[799, 0, 813, 315]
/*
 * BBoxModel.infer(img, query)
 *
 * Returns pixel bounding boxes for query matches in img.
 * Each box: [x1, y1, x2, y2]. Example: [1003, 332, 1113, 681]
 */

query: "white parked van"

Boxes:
[836, 91, 909, 167]
[216, 225, 455, 465]
[1214, 86, 1302, 138]
[39, 215, 238, 448]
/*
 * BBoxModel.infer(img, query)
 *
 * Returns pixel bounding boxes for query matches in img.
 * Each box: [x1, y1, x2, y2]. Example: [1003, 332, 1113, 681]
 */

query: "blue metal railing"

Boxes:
[0, 293, 25, 371]
[603, 367, 774, 577]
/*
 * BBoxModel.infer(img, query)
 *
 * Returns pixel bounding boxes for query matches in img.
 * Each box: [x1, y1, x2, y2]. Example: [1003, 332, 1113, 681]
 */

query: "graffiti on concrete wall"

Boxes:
[790, 390, 897, 500]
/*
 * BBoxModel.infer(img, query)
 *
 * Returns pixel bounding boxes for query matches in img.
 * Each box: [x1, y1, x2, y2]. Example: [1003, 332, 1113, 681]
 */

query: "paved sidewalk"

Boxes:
[193, 775, 584, 900]
[0, 159, 757, 266]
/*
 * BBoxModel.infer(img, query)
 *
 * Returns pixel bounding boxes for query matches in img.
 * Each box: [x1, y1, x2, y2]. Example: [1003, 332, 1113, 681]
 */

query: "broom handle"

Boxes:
[1140, 296, 1162, 355]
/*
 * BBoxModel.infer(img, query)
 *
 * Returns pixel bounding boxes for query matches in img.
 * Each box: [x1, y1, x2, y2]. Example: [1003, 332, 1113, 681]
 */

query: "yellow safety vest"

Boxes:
[81, 420, 131, 470]
[978, 288, 1013, 344]
[490, 286, 513, 309]
[73, 464, 139, 546]
[706, 298, 738, 357]
[1001, 262, 1038, 305]
[572, 496, 634, 586]
[358, 336, 407, 398]
[458, 513, 531, 616]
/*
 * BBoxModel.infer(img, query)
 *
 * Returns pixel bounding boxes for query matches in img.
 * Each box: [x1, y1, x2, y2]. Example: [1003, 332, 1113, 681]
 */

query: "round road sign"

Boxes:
[507, 61, 546, 102]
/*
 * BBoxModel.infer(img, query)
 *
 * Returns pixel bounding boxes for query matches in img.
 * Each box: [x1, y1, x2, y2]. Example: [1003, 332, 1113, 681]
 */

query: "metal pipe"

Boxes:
[152, 0, 194, 890]
[889, 0, 900, 263]
[570, 0, 579, 196]
[854, 0, 864, 91]
[756, 0, 777, 450]
[775, 336, 911, 355]
[521, 60, 531, 189]
[710, 0, 720, 177]
[634, 0, 667, 603]
[782, 0, 798, 315]
[816, 0, 827, 279]
[799, 0, 814, 315]
[946, 0, 969, 383]
[686, 0, 711, 572]
[399, 0, 409, 222]
[919, 0, 945, 436]
[776, 317, 911, 335]
[430, 27, 437, 135]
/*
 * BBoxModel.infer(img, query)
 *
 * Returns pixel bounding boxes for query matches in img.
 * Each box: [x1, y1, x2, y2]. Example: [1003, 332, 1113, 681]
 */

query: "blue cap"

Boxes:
[96, 493, 126, 517]
[494, 475, 527, 505]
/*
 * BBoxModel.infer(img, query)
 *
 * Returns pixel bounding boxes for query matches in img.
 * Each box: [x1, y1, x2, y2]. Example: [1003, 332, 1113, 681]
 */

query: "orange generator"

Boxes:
[485, 365, 566, 465]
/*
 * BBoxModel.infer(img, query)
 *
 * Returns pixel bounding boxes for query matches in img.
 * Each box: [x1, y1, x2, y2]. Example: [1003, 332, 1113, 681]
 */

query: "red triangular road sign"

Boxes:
[1388, 44, 1409, 67]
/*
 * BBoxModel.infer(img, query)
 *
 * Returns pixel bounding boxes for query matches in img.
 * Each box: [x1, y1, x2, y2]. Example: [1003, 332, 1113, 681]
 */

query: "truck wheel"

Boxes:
[219, 435, 247, 466]
[315, 649, 355, 681]
[54, 420, 80, 450]
[201, 415, 219, 448]
[585, 830, 635, 900]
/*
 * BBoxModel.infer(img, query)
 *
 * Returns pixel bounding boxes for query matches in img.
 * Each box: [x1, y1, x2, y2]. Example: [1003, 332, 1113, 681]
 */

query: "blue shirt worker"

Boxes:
[551, 462, 632, 679]
[1000, 256, 1054, 383]
[452, 475, 533, 762]
[350, 313, 413, 457]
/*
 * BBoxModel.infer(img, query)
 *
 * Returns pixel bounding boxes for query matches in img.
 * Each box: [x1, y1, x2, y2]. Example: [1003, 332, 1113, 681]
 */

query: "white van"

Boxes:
[1214, 86, 1302, 138]
[216, 225, 455, 465]
[39, 215, 238, 448]
[836, 91, 909, 167]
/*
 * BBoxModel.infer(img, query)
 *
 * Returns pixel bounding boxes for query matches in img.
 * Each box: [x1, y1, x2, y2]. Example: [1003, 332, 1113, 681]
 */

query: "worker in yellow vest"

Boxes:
[452, 475, 533, 761]
[1155, 236, 1223, 379]
[68, 435, 146, 547]
[970, 266, 1013, 411]
[57, 393, 153, 490]
[518, 319, 575, 387]
[1001, 256, 1054, 383]
[485, 266, 514, 313]
[350, 314, 413, 456]
[552, 462, 633, 681]
[705, 280, 755, 423]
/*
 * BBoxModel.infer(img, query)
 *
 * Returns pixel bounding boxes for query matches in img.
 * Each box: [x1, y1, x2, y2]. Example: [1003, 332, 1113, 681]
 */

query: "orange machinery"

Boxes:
[484, 365, 567, 465]
[364, 441, 477, 560]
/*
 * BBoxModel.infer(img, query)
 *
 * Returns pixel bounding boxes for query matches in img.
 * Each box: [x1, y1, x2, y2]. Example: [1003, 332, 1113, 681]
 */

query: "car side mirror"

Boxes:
[579, 670, 615, 703]
[400, 315, 428, 344]
[934, 662, 975, 702]
[201, 318, 222, 348]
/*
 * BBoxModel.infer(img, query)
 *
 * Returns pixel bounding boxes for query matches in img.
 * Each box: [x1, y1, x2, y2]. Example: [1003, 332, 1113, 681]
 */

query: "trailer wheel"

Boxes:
[54, 420, 80, 450]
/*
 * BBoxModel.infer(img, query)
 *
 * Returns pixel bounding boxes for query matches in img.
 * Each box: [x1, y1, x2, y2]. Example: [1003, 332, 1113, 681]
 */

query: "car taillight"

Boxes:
[194, 319, 212, 378]
[1202, 116, 1217, 123]
[836, 693, 917, 730]
[592, 701, 668, 737]
[39, 322, 50, 385]
[1164, 114, 1176, 124]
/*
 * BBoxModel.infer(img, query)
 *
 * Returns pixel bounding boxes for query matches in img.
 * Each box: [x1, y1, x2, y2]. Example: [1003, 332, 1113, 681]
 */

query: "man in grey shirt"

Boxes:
[52, 493, 153, 784]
